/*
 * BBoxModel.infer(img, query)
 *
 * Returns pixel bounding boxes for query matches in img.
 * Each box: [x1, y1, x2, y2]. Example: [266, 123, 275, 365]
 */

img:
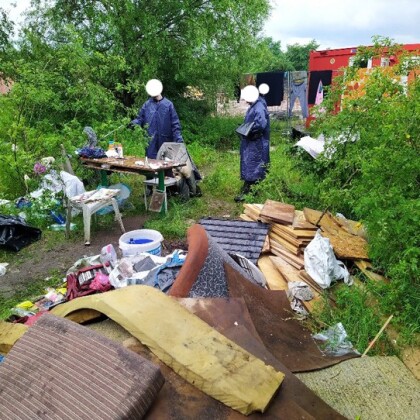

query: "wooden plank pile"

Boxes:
[241, 201, 317, 261]
[241, 201, 324, 312]
[241, 200, 374, 313]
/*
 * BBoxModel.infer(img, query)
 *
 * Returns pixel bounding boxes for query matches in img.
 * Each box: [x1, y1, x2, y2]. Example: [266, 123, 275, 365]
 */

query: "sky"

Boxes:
[264, 0, 420, 50]
[3, 0, 420, 50]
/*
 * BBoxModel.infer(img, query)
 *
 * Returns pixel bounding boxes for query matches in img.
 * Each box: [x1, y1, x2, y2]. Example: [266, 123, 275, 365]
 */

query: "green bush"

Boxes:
[306, 39, 420, 342]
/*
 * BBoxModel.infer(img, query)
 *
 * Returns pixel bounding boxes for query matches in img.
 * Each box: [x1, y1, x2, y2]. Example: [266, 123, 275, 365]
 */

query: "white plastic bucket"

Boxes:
[119, 229, 164, 257]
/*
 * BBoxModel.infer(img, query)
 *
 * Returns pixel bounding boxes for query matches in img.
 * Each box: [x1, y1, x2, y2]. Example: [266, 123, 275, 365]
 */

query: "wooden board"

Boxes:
[239, 214, 254, 222]
[269, 258, 322, 313]
[270, 228, 302, 247]
[257, 255, 288, 290]
[270, 246, 305, 270]
[260, 200, 295, 225]
[303, 208, 369, 260]
[269, 256, 301, 283]
[321, 230, 369, 260]
[293, 210, 318, 230]
[269, 232, 301, 255]
[261, 235, 270, 253]
[354, 260, 389, 283]
[298, 270, 325, 296]
[272, 223, 317, 239]
[303, 208, 345, 232]
[303, 207, 324, 226]
[243, 204, 262, 221]
[335, 217, 367, 239]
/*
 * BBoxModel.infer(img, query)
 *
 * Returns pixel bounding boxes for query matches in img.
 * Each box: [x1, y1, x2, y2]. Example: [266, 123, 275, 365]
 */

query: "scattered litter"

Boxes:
[11, 307, 36, 318]
[287, 281, 314, 316]
[109, 250, 186, 292]
[48, 223, 77, 231]
[304, 230, 351, 289]
[100, 244, 118, 268]
[229, 253, 267, 288]
[96, 183, 131, 215]
[0, 215, 42, 252]
[295, 135, 325, 158]
[313, 322, 359, 357]
[66, 263, 111, 300]
[71, 188, 120, 204]
[0, 263, 8, 276]
[66, 255, 103, 275]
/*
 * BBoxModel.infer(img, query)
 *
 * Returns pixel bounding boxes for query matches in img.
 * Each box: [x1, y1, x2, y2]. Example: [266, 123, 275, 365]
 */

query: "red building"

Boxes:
[306, 43, 420, 126]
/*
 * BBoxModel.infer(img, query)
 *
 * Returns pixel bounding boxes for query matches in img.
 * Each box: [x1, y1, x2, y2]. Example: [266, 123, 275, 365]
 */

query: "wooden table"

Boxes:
[80, 156, 185, 213]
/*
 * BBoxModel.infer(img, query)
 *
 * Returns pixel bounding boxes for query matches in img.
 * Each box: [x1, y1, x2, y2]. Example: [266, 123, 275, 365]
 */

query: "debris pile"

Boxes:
[0, 200, 401, 419]
[241, 199, 371, 314]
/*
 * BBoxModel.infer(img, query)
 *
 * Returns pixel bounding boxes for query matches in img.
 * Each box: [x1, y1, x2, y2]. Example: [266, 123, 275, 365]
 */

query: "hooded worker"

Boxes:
[258, 83, 271, 168]
[258, 83, 270, 108]
[235, 85, 270, 202]
[130, 79, 183, 159]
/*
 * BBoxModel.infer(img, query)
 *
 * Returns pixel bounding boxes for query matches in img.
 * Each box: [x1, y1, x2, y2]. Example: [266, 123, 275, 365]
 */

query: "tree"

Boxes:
[245, 37, 294, 73]
[285, 40, 319, 70]
[23, 0, 271, 108]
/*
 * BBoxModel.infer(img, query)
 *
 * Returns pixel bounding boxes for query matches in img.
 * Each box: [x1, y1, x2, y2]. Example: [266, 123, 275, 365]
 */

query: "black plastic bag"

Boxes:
[235, 122, 255, 137]
[0, 215, 42, 252]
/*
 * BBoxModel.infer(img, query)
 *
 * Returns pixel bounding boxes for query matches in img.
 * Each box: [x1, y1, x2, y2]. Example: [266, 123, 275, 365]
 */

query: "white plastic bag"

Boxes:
[0, 263, 8, 276]
[304, 230, 352, 289]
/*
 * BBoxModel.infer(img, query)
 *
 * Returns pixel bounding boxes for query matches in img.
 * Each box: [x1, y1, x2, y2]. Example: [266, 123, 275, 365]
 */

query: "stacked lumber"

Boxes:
[241, 203, 317, 257]
[241, 200, 331, 313]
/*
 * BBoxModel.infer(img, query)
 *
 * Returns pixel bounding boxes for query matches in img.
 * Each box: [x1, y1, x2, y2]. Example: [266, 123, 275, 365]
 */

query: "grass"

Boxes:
[312, 284, 398, 356]
[0, 270, 65, 320]
[0, 117, 415, 356]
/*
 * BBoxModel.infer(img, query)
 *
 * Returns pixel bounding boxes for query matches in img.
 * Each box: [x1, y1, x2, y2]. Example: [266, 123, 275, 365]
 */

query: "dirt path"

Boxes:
[0, 215, 187, 297]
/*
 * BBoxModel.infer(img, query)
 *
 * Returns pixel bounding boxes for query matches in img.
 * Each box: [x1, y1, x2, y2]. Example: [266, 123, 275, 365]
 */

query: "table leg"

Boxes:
[100, 170, 109, 187]
[158, 170, 166, 214]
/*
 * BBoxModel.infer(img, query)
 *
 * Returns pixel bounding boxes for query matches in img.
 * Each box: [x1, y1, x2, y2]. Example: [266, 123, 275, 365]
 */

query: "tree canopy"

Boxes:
[17, 0, 270, 108]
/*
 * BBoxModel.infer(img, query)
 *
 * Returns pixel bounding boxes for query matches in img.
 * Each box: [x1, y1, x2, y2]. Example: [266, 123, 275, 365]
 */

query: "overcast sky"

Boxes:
[3, 0, 420, 50]
[264, 0, 420, 50]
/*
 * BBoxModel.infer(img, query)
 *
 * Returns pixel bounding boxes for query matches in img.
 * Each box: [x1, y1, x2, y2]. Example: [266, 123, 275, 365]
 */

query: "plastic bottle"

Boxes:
[50, 210, 66, 225]
[108, 139, 115, 151]
[49, 223, 77, 231]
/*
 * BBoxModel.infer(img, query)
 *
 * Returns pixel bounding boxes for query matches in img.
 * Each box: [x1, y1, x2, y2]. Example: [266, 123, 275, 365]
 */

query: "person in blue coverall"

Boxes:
[130, 79, 183, 159]
[235, 85, 270, 202]
[258, 83, 271, 170]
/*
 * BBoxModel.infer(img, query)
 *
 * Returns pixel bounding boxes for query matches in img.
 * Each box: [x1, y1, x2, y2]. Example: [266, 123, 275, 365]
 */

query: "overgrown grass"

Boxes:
[313, 284, 398, 356]
[0, 115, 417, 354]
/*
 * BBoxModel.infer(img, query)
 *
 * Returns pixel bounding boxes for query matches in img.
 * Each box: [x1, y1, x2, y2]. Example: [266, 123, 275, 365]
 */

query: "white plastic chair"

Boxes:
[66, 189, 125, 245]
[143, 142, 201, 211]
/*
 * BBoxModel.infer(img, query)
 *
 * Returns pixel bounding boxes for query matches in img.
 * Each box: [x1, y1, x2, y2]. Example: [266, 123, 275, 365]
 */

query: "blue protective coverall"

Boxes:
[131, 97, 183, 159]
[258, 95, 270, 167]
[240, 99, 270, 182]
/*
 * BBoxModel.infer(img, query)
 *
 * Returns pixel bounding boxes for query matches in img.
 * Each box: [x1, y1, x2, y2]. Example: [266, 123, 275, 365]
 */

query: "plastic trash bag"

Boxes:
[229, 253, 267, 288]
[313, 322, 359, 357]
[304, 230, 352, 289]
[0, 215, 42, 252]
[0, 263, 8, 276]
